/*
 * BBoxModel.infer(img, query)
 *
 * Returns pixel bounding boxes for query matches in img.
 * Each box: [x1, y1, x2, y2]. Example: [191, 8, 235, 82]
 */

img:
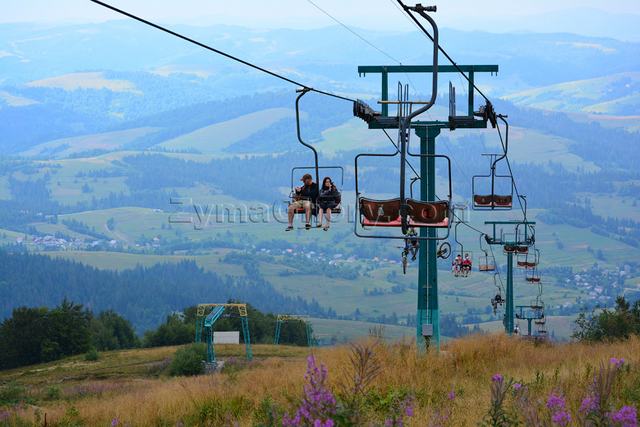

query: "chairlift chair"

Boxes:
[354, 144, 452, 240]
[525, 250, 542, 283]
[289, 166, 344, 215]
[491, 273, 505, 315]
[451, 221, 473, 277]
[526, 272, 541, 283]
[478, 234, 497, 272]
[286, 88, 345, 228]
[472, 116, 514, 210]
[517, 247, 539, 269]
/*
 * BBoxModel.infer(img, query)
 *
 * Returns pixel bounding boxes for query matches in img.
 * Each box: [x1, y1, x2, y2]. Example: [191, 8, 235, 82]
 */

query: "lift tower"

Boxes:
[355, 64, 498, 350]
[484, 220, 536, 334]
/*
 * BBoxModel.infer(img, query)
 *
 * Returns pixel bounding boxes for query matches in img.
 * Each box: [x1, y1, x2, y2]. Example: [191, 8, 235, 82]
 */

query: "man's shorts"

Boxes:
[290, 200, 312, 211]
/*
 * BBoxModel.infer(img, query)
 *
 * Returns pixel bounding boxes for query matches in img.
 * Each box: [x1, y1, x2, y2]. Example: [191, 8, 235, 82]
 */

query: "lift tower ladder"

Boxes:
[355, 64, 499, 351]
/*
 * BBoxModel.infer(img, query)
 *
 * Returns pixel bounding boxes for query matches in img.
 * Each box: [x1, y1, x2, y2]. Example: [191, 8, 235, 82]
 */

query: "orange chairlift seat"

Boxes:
[359, 198, 449, 228]
[473, 194, 513, 208]
[517, 260, 537, 269]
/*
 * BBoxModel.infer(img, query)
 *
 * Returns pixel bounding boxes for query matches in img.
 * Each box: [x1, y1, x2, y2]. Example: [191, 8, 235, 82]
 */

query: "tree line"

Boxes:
[0, 250, 329, 333]
[0, 299, 310, 370]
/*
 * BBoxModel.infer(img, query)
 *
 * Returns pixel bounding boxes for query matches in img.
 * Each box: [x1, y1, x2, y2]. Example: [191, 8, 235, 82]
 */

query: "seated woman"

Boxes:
[317, 177, 341, 231]
[462, 253, 472, 277]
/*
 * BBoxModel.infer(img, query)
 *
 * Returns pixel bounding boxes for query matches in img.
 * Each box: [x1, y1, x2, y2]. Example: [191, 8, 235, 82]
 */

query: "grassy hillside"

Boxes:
[21, 127, 160, 159]
[1, 334, 638, 426]
[157, 108, 295, 155]
[504, 72, 640, 115]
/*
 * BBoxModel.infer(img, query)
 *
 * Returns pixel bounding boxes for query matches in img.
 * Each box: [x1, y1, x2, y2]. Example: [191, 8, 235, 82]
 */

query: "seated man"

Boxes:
[286, 173, 319, 231]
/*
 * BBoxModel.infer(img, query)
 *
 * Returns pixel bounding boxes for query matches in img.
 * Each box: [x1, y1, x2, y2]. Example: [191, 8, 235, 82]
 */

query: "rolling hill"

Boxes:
[504, 72, 640, 115]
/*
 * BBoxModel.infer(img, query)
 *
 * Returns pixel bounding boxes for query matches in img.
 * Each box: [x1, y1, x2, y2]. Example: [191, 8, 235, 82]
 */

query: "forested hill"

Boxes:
[0, 250, 328, 332]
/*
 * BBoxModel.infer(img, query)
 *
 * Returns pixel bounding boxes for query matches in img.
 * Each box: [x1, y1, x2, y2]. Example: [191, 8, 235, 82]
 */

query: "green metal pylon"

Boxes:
[416, 126, 441, 351]
[241, 317, 253, 360]
[274, 319, 282, 345]
[504, 251, 514, 335]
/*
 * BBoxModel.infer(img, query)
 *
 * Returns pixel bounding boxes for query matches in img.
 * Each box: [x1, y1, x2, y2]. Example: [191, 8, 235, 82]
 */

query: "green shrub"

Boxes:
[45, 385, 62, 400]
[169, 343, 206, 376]
[0, 382, 30, 405]
[84, 347, 99, 361]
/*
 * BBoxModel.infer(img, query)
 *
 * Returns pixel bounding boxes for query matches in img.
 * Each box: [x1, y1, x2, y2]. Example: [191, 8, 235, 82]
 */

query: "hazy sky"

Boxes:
[4, 0, 640, 32]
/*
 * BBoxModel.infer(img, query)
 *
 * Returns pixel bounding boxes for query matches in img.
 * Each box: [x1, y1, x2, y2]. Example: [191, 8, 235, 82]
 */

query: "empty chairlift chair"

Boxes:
[472, 117, 514, 210]
[478, 234, 497, 272]
[355, 151, 452, 240]
[517, 247, 539, 269]
[472, 154, 513, 210]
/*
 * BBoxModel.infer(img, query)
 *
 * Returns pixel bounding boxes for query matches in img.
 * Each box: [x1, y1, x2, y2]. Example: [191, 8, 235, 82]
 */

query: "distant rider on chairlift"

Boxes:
[452, 254, 462, 276]
[462, 253, 472, 277]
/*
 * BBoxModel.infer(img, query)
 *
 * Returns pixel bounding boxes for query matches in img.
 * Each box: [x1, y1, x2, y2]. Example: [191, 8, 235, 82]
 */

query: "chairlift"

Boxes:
[525, 250, 542, 283]
[517, 247, 539, 269]
[354, 84, 452, 241]
[526, 272, 541, 283]
[490, 272, 505, 315]
[451, 221, 473, 278]
[287, 88, 343, 228]
[478, 233, 496, 272]
[472, 116, 514, 210]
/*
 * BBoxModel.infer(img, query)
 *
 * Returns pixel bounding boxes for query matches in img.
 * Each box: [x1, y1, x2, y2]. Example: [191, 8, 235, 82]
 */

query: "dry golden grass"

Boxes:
[8, 334, 640, 426]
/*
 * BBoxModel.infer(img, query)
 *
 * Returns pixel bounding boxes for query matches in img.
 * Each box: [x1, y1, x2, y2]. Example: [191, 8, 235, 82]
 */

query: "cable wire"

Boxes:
[304, 0, 425, 115]
[305, 0, 404, 65]
[88, 0, 355, 103]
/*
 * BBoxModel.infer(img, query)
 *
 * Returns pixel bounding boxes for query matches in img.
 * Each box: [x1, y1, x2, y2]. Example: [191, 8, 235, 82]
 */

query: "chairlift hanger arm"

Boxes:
[295, 88, 320, 186]
[398, 4, 438, 234]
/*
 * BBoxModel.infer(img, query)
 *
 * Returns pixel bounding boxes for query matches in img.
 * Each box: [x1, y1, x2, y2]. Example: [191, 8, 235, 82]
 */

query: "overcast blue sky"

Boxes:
[3, 0, 640, 39]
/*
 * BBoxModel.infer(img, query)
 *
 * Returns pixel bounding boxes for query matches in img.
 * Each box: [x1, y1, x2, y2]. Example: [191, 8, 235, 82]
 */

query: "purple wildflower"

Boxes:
[111, 418, 119, 427]
[513, 383, 522, 391]
[610, 357, 625, 368]
[383, 395, 414, 427]
[610, 405, 638, 427]
[580, 395, 598, 413]
[405, 405, 414, 417]
[491, 373, 504, 383]
[282, 356, 337, 427]
[448, 390, 456, 400]
[551, 410, 572, 426]
[547, 394, 566, 411]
